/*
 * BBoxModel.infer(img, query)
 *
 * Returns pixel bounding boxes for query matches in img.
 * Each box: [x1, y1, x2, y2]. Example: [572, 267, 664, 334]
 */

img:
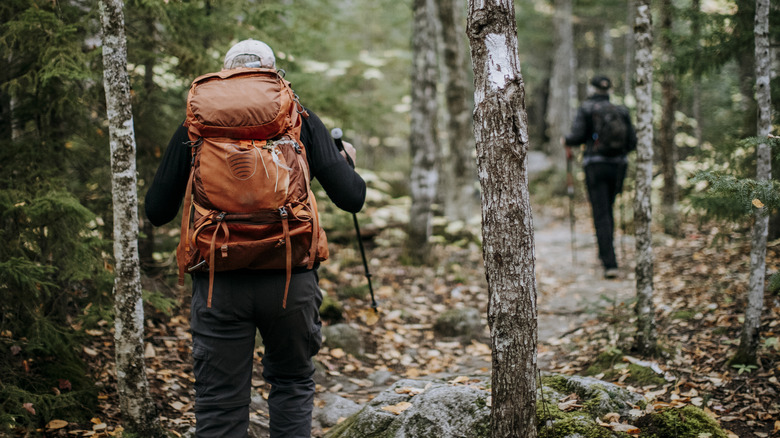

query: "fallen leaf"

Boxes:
[603, 412, 621, 422]
[449, 376, 470, 384]
[381, 401, 412, 415]
[362, 309, 380, 326]
[753, 198, 765, 209]
[558, 399, 582, 411]
[23, 403, 35, 415]
[83, 346, 98, 357]
[144, 343, 156, 358]
[92, 423, 107, 431]
[46, 419, 68, 430]
[395, 386, 425, 396]
[170, 401, 185, 411]
[330, 348, 346, 359]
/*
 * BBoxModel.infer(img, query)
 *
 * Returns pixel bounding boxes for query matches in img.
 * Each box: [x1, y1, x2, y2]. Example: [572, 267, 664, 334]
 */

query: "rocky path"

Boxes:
[534, 200, 636, 369]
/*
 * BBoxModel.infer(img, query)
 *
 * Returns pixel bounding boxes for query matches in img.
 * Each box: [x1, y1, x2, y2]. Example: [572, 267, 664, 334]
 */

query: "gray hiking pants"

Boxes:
[190, 270, 323, 437]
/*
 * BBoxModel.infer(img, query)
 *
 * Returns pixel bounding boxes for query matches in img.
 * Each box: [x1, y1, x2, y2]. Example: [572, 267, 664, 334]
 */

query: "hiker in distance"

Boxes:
[145, 39, 366, 438]
[563, 75, 636, 279]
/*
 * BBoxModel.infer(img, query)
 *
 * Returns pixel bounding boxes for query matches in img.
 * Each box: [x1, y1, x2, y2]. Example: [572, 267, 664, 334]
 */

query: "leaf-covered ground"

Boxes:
[41, 197, 780, 437]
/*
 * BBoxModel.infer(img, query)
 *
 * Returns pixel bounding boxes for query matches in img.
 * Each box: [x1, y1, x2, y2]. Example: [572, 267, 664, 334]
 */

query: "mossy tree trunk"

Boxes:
[99, 0, 162, 435]
[733, 0, 771, 367]
[466, 0, 537, 436]
[406, 0, 440, 265]
[632, 0, 658, 357]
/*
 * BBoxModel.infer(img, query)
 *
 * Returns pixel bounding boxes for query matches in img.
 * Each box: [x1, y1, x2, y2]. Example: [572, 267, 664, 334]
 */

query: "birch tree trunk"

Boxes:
[733, 0, 772, 366]
[545, 0, 575, 167]
[466, 1, 537, 436]
[436, 0, 479, 222]
[659, 0, 679, 235]
[406, 0, 440, 264]
[633, 0, 658, 356]
[99, 0, 161, 434]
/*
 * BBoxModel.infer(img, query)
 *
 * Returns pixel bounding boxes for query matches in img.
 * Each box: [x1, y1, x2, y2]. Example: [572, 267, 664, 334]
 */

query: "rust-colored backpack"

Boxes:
[176, 67, 329, 308]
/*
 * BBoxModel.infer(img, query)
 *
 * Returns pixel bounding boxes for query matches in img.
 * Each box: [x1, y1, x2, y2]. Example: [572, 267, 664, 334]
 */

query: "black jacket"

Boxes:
[564, 93, 637, 165]
[145, 108, 366, 227]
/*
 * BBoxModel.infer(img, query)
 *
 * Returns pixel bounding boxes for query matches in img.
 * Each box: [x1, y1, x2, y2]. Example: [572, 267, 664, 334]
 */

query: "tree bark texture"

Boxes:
[406, 0, 440, 264]
[466, 1, 537, 436]
[735, 0, 772, 366]
[99, 0, 161, 435]
[545, 0, 575, 167]
[659, 0, 679, 235]
[435, 0, 479, 222]
[624, 0, 636, 100]
[633, 0, 658, 356]
[691, 0, 703, 148]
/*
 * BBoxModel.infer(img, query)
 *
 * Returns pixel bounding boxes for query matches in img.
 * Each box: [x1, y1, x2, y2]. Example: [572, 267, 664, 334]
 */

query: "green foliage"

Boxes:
[769, 271, 780, 293]
[690, 137, 780, 222]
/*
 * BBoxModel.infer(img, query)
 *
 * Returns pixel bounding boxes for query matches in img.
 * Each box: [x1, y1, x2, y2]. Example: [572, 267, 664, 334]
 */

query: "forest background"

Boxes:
[1, 0, 780, 436]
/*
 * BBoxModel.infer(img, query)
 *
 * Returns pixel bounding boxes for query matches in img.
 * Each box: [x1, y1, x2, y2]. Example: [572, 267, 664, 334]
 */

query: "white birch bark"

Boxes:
[624, 0, 636, 100]
[734, 0, 772, 365]
[406, 0, 440, 264]
[466, 0, 537, 436]
[633, 0, 658, 356]
[545, 0, 575, 167]
[99, 0, 161, 434]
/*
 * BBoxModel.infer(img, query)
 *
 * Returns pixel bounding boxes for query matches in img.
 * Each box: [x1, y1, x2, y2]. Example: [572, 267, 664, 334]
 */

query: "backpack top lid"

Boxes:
[185, 68, 297, 140]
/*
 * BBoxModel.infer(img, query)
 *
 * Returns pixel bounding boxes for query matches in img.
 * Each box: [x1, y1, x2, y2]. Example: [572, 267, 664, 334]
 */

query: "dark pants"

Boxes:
[584, 162, 627, 270]
[190, 270, 323, 438]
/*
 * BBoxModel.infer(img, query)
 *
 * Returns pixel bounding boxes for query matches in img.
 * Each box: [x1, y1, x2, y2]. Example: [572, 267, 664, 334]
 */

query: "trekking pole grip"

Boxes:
[330, 128, 378, 312]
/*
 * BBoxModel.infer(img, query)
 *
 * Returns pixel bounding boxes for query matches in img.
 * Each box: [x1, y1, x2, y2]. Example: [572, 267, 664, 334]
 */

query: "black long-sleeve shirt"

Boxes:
[564, 93, 637, 165]
[145, 109, 366, 226]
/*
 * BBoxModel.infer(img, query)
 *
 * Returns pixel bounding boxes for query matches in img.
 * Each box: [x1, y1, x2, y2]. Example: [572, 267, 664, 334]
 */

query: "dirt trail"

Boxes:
[533, 200, 636, 369]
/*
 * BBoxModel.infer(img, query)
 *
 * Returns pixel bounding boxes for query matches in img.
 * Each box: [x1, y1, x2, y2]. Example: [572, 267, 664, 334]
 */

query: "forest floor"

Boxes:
[53, 193, 779, 438]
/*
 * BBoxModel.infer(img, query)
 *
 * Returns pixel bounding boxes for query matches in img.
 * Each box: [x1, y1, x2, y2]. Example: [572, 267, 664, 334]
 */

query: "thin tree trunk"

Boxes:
[734, 0, 772, 366]
[466, 1, 537, 436]
[406, 0, 440, 264]
[624, 0, 635, 100]
[633, 0, 658, 356]
[99, 0, 161, 434]
[436, 0, 478, 222]
[659, 0, 679, 235]
[545, 0, 575, 168]
[691, 0, 703, 149]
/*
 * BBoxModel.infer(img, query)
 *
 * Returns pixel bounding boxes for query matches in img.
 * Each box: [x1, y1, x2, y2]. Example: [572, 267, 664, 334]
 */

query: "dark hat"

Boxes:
[590, 76, 612, 90]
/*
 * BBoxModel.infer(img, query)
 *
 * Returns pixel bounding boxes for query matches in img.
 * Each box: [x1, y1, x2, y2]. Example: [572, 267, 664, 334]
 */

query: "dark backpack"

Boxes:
[590, 100, 630, 156]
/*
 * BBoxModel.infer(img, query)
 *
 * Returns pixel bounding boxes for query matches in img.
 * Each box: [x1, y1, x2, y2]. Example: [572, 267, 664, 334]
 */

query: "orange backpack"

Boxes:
[176, 67, 329, 308]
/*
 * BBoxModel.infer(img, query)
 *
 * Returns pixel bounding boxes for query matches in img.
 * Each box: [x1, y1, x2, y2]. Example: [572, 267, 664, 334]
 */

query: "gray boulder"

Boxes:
[324, 377, 491, 438]
[315, 393, 364, 428]
[432, 307, 484, 341]
[322, 323, 365, 357]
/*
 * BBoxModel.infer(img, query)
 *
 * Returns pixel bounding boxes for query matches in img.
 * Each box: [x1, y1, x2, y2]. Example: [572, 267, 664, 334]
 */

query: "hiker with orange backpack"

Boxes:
[563, 76, 636, 279]
[145, 39, 366, 438]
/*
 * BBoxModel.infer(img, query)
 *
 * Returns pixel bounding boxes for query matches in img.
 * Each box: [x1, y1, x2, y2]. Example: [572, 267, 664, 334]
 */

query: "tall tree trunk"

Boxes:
[99, 0, 161, 435]
[737, 0, 758, 135]
[545, 0, 575, 168]
[466, 1, 537, 436]
[691, 0, 703, 149]
[659, 0, 679, 235]
[624, 0, 636, 100]
[436, 0, 478, 222]
[406, 0, 440, 264]
[633, 0, 658, 356]
[733, 0, 772, 366]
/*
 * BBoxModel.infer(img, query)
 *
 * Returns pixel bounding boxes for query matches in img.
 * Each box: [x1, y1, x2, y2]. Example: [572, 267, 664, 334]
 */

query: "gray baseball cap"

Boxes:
[223, 39, 276, 69]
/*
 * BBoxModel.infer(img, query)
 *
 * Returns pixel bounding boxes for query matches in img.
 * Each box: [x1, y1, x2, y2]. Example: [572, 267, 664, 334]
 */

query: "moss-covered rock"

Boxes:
[584, 349, 666, 387]
[634, 406, 728, 438]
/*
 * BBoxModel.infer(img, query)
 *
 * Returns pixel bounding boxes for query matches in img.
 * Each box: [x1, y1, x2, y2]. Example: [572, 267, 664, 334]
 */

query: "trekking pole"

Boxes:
[331, 128, 378, 312]
[566, 151, 577, 265]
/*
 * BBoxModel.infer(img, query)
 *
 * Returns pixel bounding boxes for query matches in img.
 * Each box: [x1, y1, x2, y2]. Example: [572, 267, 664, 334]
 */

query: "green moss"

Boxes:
[584, 348, 624, 376]
[635, 406, 728, 438]
[319, 294, 345, 322]
[671, 310, 696, 320]
[537, 399, 628, 438]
